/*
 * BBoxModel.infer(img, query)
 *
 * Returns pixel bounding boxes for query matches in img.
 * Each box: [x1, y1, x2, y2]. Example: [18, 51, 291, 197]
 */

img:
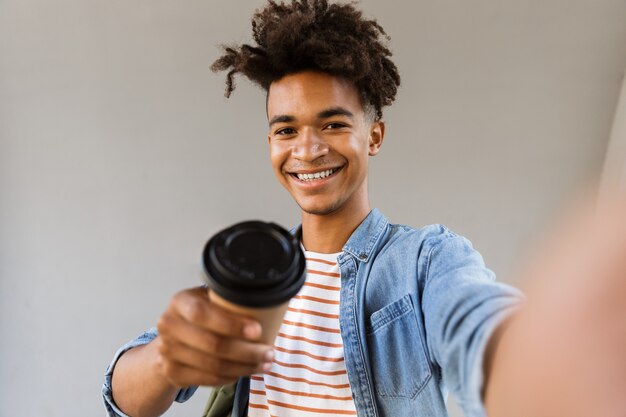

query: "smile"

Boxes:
[291, 167, 341, 182]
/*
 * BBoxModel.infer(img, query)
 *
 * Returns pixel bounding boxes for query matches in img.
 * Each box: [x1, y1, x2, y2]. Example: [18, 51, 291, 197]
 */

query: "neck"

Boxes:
[300, 195, 371, 253]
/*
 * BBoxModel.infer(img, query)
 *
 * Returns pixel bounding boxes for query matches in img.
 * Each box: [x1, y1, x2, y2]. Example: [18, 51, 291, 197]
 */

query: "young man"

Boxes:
[103, 1, 626, 417]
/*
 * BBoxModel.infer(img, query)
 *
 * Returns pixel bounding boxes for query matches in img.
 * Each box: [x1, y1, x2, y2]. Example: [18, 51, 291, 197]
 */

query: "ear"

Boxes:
[267, 134, 271, 145]
[368, 121, 385, 156]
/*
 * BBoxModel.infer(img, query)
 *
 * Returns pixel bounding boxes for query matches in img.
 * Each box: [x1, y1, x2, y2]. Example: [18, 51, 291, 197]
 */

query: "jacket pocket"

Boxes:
[365, 294, 432, 398]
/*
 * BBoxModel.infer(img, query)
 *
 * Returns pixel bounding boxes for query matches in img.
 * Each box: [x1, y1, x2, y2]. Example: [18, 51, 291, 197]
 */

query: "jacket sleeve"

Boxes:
[102, 327, 199, 417]
[420, 230, 523, 417]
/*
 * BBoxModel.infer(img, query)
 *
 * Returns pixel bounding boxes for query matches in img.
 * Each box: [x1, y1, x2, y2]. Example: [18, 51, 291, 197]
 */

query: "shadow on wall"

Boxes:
[602, 74, 626, 192]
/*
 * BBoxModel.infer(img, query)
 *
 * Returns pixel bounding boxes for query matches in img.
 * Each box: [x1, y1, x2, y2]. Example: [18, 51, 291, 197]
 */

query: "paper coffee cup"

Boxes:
[207, 291, 290, 344]
[202, 221, 306, 344]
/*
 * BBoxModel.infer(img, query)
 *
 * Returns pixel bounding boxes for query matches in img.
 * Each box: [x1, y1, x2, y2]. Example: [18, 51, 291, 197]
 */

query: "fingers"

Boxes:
[156, 338, 271, 387]
[170, 287, 262, 341]
[157, 312, 272, 365]
[154, 286, 275, 388]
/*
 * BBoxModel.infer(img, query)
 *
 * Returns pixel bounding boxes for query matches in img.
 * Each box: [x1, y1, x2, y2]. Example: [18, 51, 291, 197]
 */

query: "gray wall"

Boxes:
[603, 72, 626, 190]
[1, 1, 625, 416]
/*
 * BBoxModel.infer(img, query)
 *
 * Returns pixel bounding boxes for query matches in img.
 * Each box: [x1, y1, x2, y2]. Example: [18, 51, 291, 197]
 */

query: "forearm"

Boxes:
[111, 337, 179, 417]
[483, 307, 577, 417]
[483, 313, 532, 417]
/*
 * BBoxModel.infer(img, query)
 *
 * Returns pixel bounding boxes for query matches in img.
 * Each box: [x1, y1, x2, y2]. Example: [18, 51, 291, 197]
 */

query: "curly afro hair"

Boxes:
[211, 0, 400, 120]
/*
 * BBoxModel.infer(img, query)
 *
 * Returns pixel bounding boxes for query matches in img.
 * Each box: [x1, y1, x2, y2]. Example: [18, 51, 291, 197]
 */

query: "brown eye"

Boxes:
[276, 127, 296, 135]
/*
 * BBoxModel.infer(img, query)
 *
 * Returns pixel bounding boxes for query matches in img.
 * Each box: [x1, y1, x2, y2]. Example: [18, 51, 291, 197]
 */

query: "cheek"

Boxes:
[269, 143, 286, 173]
[345, 137, 370, 163]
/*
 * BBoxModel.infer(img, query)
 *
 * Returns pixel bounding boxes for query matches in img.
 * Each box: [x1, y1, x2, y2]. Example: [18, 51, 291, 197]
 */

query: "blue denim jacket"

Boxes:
[103, 208, 522, 417]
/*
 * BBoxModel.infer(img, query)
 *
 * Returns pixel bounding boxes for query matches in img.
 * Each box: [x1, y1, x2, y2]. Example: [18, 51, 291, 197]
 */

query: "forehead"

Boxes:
[266, 71, 363, 119]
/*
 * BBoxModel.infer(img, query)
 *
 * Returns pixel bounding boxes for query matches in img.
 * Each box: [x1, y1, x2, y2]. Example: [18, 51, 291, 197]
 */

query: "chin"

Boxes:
[296, 198, 343, 216]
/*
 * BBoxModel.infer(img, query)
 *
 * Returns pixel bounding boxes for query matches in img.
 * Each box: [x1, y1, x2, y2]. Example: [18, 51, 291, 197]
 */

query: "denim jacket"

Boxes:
[103, 208, 522, 417]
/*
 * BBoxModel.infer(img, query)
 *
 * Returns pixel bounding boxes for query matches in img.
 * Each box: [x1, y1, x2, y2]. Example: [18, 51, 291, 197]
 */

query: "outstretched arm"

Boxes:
[483, 191, 626, 417]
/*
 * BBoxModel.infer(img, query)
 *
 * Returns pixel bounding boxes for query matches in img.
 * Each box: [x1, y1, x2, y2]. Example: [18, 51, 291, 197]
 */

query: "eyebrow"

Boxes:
[268, 114, 295, 127]
[268, 107, 355, 127]
[318, 107, 354, 120]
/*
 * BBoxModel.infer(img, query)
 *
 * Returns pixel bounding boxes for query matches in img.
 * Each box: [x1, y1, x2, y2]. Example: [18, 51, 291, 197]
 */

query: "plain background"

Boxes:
[1, 1, 626, 416]
[603, 77, 626, 190]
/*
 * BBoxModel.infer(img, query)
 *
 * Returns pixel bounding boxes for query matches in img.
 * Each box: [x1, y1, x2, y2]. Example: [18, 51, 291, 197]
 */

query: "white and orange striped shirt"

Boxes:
[248, 251, 357, 417]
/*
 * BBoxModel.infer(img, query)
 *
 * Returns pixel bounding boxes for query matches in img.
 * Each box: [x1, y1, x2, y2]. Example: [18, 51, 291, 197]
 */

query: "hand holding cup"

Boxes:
[155, 286, 275, 388]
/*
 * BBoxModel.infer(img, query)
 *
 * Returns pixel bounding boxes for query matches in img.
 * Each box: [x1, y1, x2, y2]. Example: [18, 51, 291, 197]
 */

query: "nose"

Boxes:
[292, 127, 329, 161]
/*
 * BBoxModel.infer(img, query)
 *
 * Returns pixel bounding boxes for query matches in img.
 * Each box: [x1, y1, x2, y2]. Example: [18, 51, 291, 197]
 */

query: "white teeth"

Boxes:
[296, 168, 337, 181]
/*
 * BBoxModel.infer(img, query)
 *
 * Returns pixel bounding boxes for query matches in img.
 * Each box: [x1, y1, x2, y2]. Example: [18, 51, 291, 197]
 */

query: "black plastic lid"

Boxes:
[202, 221, 306, 308]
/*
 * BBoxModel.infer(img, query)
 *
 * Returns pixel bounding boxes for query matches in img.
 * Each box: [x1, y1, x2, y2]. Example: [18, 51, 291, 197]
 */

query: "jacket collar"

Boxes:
[291, 208, 388, 263]
[341, 208, 388, 263]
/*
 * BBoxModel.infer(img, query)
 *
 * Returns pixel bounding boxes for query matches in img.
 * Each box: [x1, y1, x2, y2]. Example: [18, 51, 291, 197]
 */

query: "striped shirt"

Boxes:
[248, 251, 357, 417]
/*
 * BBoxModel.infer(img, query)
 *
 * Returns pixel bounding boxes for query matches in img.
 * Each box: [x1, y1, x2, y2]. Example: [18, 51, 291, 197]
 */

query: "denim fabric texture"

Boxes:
[102, 209, 522, 417]
[102, 328, 198, 417]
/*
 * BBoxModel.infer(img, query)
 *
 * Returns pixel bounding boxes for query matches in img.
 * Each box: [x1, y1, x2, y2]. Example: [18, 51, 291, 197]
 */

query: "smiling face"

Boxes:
[267, 71, 384, 217]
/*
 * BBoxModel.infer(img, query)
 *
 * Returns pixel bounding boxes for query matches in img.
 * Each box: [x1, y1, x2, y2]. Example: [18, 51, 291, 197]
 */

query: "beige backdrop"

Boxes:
[1, 1, 626, 416]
